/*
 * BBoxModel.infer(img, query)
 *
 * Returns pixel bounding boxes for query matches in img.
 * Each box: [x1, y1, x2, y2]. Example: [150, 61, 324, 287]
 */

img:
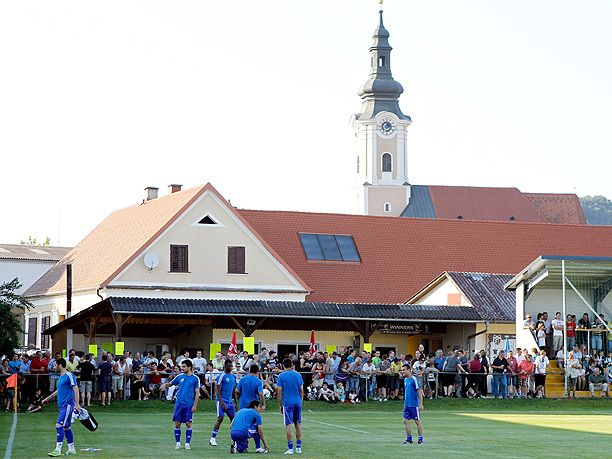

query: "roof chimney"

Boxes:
[144, 187, 159, 201]
[168, 184, 182, 194]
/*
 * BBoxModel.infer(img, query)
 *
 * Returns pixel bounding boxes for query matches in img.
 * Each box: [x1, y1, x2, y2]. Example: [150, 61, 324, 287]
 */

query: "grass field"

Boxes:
[1, 399, 611, 459]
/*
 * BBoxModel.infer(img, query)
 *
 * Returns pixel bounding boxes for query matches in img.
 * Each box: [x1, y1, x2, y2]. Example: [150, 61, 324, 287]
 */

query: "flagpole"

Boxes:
[13, 382, 18, 414]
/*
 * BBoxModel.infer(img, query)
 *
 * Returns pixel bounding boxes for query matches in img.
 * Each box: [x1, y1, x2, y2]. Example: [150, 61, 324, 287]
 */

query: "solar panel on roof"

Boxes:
[299, 233, 360, 262]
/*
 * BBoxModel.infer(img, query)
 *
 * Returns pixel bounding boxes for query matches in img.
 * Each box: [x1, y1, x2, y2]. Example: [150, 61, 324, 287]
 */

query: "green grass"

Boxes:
[1, 399, 611, 458]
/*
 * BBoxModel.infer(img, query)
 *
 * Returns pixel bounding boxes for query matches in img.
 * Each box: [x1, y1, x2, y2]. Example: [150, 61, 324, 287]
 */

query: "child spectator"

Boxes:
[335, 382, 346, 402]
[348, 389, 360, 404]
[319, 382, 338, 403]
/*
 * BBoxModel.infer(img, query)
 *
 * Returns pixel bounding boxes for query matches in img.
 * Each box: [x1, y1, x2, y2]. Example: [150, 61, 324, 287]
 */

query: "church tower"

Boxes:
[352, 8, 411, 216]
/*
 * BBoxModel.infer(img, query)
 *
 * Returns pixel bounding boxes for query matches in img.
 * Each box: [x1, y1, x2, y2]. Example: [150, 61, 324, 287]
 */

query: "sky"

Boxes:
[1, 1, 611, 246]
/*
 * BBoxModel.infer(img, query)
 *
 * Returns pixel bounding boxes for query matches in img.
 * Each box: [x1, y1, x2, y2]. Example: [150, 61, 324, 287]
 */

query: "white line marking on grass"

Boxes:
[4, 413, 17, 459]
[304, 418, 370, 434]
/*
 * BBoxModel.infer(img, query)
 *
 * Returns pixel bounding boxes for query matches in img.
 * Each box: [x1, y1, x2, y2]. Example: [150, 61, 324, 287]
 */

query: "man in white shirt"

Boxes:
[515, 348, 525, 365]
[552, 312, 564, 354]
[176, 350, 191, 366]
[192, 350, 207, 374]
[239, 351, 253, 372]
[533, 350, 549, 398]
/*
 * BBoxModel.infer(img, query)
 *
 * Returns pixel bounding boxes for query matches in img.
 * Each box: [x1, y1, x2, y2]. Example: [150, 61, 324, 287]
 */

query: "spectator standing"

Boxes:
[176, 350, 191, 366]
[375, 356, 390, 401]
[77, 353, 95, 407]
[566, 352, 582, 398]
[442, 351, 461, 398]
[536, 322, 546, 351]
[47, 352, 60, 393]
[98, 354, 113, 405]
[592, 315, 606, 354]
[518, 354, 534, 398]
[533, 350, 549, 398]
[491, 351, 508, 399]
[389, 358, 403, 400]
[552, 312, 564, 355]
[478, 350, 489, 397]
[506, 351, 518, 398]
[465, 354, 481, 398]
[362, 357, 376, 399]
[541, 312, 552, 357]
[9, 353, 21, 374]
[566, 315, 576, 350]
[577, 313, 590, 348]
[112, 356, 129, 401]
[192, 350, 207, 375]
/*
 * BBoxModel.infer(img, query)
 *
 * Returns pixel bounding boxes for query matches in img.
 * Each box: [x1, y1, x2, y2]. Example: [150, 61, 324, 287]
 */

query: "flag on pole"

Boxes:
[6, 373, 17, 389]
[228, 330, 239, 357]
[504, 336, 511, 355]
[309, 330, 317, 354]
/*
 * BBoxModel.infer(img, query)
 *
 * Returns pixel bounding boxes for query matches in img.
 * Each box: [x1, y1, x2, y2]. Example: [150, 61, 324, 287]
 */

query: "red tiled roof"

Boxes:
[427, 186, 546, 223]
[238, 209, 612, 304]
[524, 193, 586, 225]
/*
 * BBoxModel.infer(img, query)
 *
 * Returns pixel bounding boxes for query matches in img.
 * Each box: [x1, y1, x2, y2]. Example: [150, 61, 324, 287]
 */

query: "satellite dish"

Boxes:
[143, 252, 160, 271]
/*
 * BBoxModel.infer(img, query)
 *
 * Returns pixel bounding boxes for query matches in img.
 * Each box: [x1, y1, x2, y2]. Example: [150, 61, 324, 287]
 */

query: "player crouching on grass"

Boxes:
[230, 400, 271, 454]
[42, 358, 81, 457]
[159, 360, 200, 450]
[401, 364, 424, 445]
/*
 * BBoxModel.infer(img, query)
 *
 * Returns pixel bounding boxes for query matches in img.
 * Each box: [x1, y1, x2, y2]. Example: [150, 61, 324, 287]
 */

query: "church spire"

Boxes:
[357, 7, 410, 121]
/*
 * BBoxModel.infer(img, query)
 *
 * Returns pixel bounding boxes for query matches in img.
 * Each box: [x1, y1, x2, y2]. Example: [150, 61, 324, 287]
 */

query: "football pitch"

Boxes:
[2, 399, 611, 459]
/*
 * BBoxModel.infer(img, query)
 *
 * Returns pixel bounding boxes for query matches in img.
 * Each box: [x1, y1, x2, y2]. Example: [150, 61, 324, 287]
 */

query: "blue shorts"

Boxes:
[283, 404, 302, 425]
[57, 402, 75, 428]
[403, 406, 421, 421]
[172, 403, 193, 424]
[230, 424, 258, 453]
[216, 400, 236, 418]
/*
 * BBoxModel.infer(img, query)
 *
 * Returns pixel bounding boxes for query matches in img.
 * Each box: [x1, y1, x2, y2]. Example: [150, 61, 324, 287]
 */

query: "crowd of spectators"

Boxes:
[2, 332, 611, 411]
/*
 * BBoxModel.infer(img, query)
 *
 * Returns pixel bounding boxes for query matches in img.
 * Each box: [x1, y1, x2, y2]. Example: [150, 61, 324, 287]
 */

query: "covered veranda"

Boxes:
[44, 297, 483, 357]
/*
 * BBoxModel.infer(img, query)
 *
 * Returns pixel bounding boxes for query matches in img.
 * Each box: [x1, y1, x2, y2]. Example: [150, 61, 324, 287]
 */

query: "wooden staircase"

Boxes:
[545, 359, 590, 398]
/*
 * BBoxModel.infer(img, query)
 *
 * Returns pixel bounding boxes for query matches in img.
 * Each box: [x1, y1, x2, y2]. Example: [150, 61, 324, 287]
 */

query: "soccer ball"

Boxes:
[262, 388, 271, 399]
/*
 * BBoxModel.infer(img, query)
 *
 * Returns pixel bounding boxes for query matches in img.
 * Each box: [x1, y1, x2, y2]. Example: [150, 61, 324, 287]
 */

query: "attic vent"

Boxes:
[509, 216, 515, 221]
[457, 215, 463, 220]
[198, 215, 217, 225]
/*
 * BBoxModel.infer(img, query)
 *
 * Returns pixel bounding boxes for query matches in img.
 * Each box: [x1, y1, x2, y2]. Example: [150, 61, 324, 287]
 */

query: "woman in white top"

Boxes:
[566, 352, 583, 398]
[533, 350, 549, 398]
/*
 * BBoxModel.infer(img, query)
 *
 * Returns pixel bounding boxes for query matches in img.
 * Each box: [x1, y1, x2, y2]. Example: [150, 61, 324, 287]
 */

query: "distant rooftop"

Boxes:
[0, 244, 72, 262]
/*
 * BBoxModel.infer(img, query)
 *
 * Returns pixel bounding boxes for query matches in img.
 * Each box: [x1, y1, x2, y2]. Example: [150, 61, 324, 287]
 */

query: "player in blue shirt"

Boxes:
[41, 358, 81, 457]
[236, 363, 266, 411]
[160, 359, 200, 450]
[277, 358, 304, 455]
[402, 364, 424, 445]
[230, 400, 271, 454]
[210, 358, 237, 447]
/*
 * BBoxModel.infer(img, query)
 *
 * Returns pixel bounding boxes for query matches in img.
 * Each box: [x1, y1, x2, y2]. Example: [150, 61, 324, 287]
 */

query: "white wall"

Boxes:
[413, 277, 469, 306]
[0, 259, 57, 294]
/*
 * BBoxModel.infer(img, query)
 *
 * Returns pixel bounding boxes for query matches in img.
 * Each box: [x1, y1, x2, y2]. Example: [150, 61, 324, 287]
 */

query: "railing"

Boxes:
[4, 367, 605, 404]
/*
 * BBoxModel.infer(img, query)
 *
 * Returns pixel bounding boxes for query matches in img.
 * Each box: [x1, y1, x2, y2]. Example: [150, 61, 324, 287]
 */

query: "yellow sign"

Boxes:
[102, 342, 113, 353]
[243, 337, 255, 354]
[210, 343, 222, 360]
[115, 341, 125, 355]
[88, 344, 98, 356]
[325, 345, 337, 355]
[62, 349, 67, 358]
[364, 343, 372, 353]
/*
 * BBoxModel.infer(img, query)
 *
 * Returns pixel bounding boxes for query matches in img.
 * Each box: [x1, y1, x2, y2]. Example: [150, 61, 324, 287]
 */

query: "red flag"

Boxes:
[6, 373, 17, 389]
[228, 330, 239, 357]
[309, 330, 317, 354]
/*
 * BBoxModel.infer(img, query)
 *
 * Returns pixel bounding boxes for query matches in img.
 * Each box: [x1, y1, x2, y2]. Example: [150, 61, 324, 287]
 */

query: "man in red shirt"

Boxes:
[566, 314, 576, 350]
[518, 354, 534, 398]
[506, 351, 518, 398]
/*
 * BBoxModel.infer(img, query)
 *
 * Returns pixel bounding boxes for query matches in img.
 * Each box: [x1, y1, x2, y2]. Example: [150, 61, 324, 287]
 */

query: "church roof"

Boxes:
[400, 184, 585, 225]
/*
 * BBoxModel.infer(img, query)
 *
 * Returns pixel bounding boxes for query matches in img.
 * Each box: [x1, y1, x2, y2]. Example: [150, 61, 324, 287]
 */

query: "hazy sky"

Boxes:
[1, 1, 611, 246]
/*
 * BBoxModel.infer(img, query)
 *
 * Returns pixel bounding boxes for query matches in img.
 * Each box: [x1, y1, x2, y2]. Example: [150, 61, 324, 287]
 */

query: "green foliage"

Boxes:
[0, 278, 32, 356]
[580, 195, 612, 225]
[19, 236, 51, 245]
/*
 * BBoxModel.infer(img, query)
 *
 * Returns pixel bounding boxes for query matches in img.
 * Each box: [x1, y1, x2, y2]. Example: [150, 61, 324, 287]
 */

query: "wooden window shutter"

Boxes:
[170, 245, 188, 272]
[28, 317, 38, 347]
[228, 246, 246, 274]
[41, 316, 51, 349]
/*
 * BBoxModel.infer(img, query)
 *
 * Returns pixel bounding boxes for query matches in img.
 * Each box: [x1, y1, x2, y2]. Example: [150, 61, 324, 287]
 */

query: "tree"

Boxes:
[19, 236, 51, 246]
[0, 278, 32, 357]
[580, 195, 612, 225]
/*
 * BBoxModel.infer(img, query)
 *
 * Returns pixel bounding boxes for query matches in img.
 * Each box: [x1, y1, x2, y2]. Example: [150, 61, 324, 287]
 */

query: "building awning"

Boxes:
[44, 296, 483, 338]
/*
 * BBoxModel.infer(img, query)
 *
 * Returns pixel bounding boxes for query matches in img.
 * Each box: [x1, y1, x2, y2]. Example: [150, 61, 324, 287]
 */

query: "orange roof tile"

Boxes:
[238, 209, 612, 304]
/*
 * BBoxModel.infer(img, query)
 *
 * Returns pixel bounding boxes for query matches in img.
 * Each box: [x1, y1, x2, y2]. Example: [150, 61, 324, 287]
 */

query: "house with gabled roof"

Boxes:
[29, 181, 612, 358]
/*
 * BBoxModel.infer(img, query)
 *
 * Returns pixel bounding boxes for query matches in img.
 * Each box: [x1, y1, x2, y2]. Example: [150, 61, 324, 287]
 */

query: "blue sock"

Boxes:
[211, 429, 218, 438]
[253, 433, 261, 449]
[296, 440, 302, 449]
[407, 435, 413, 443]
[174, 428, 181, 443]
[56, 426, 65, 443]
[64, 428, 74, 445]
[288, 440, 293, 451]
[185, 429, 192, 444]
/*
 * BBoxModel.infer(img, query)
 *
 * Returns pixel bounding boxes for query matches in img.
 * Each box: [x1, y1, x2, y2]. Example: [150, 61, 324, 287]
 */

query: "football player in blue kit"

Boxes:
[210, 358, 237, 447]
[277, 358, 304, 455]
[230, 400, 271, 454]
[402, 364, 424, 445]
